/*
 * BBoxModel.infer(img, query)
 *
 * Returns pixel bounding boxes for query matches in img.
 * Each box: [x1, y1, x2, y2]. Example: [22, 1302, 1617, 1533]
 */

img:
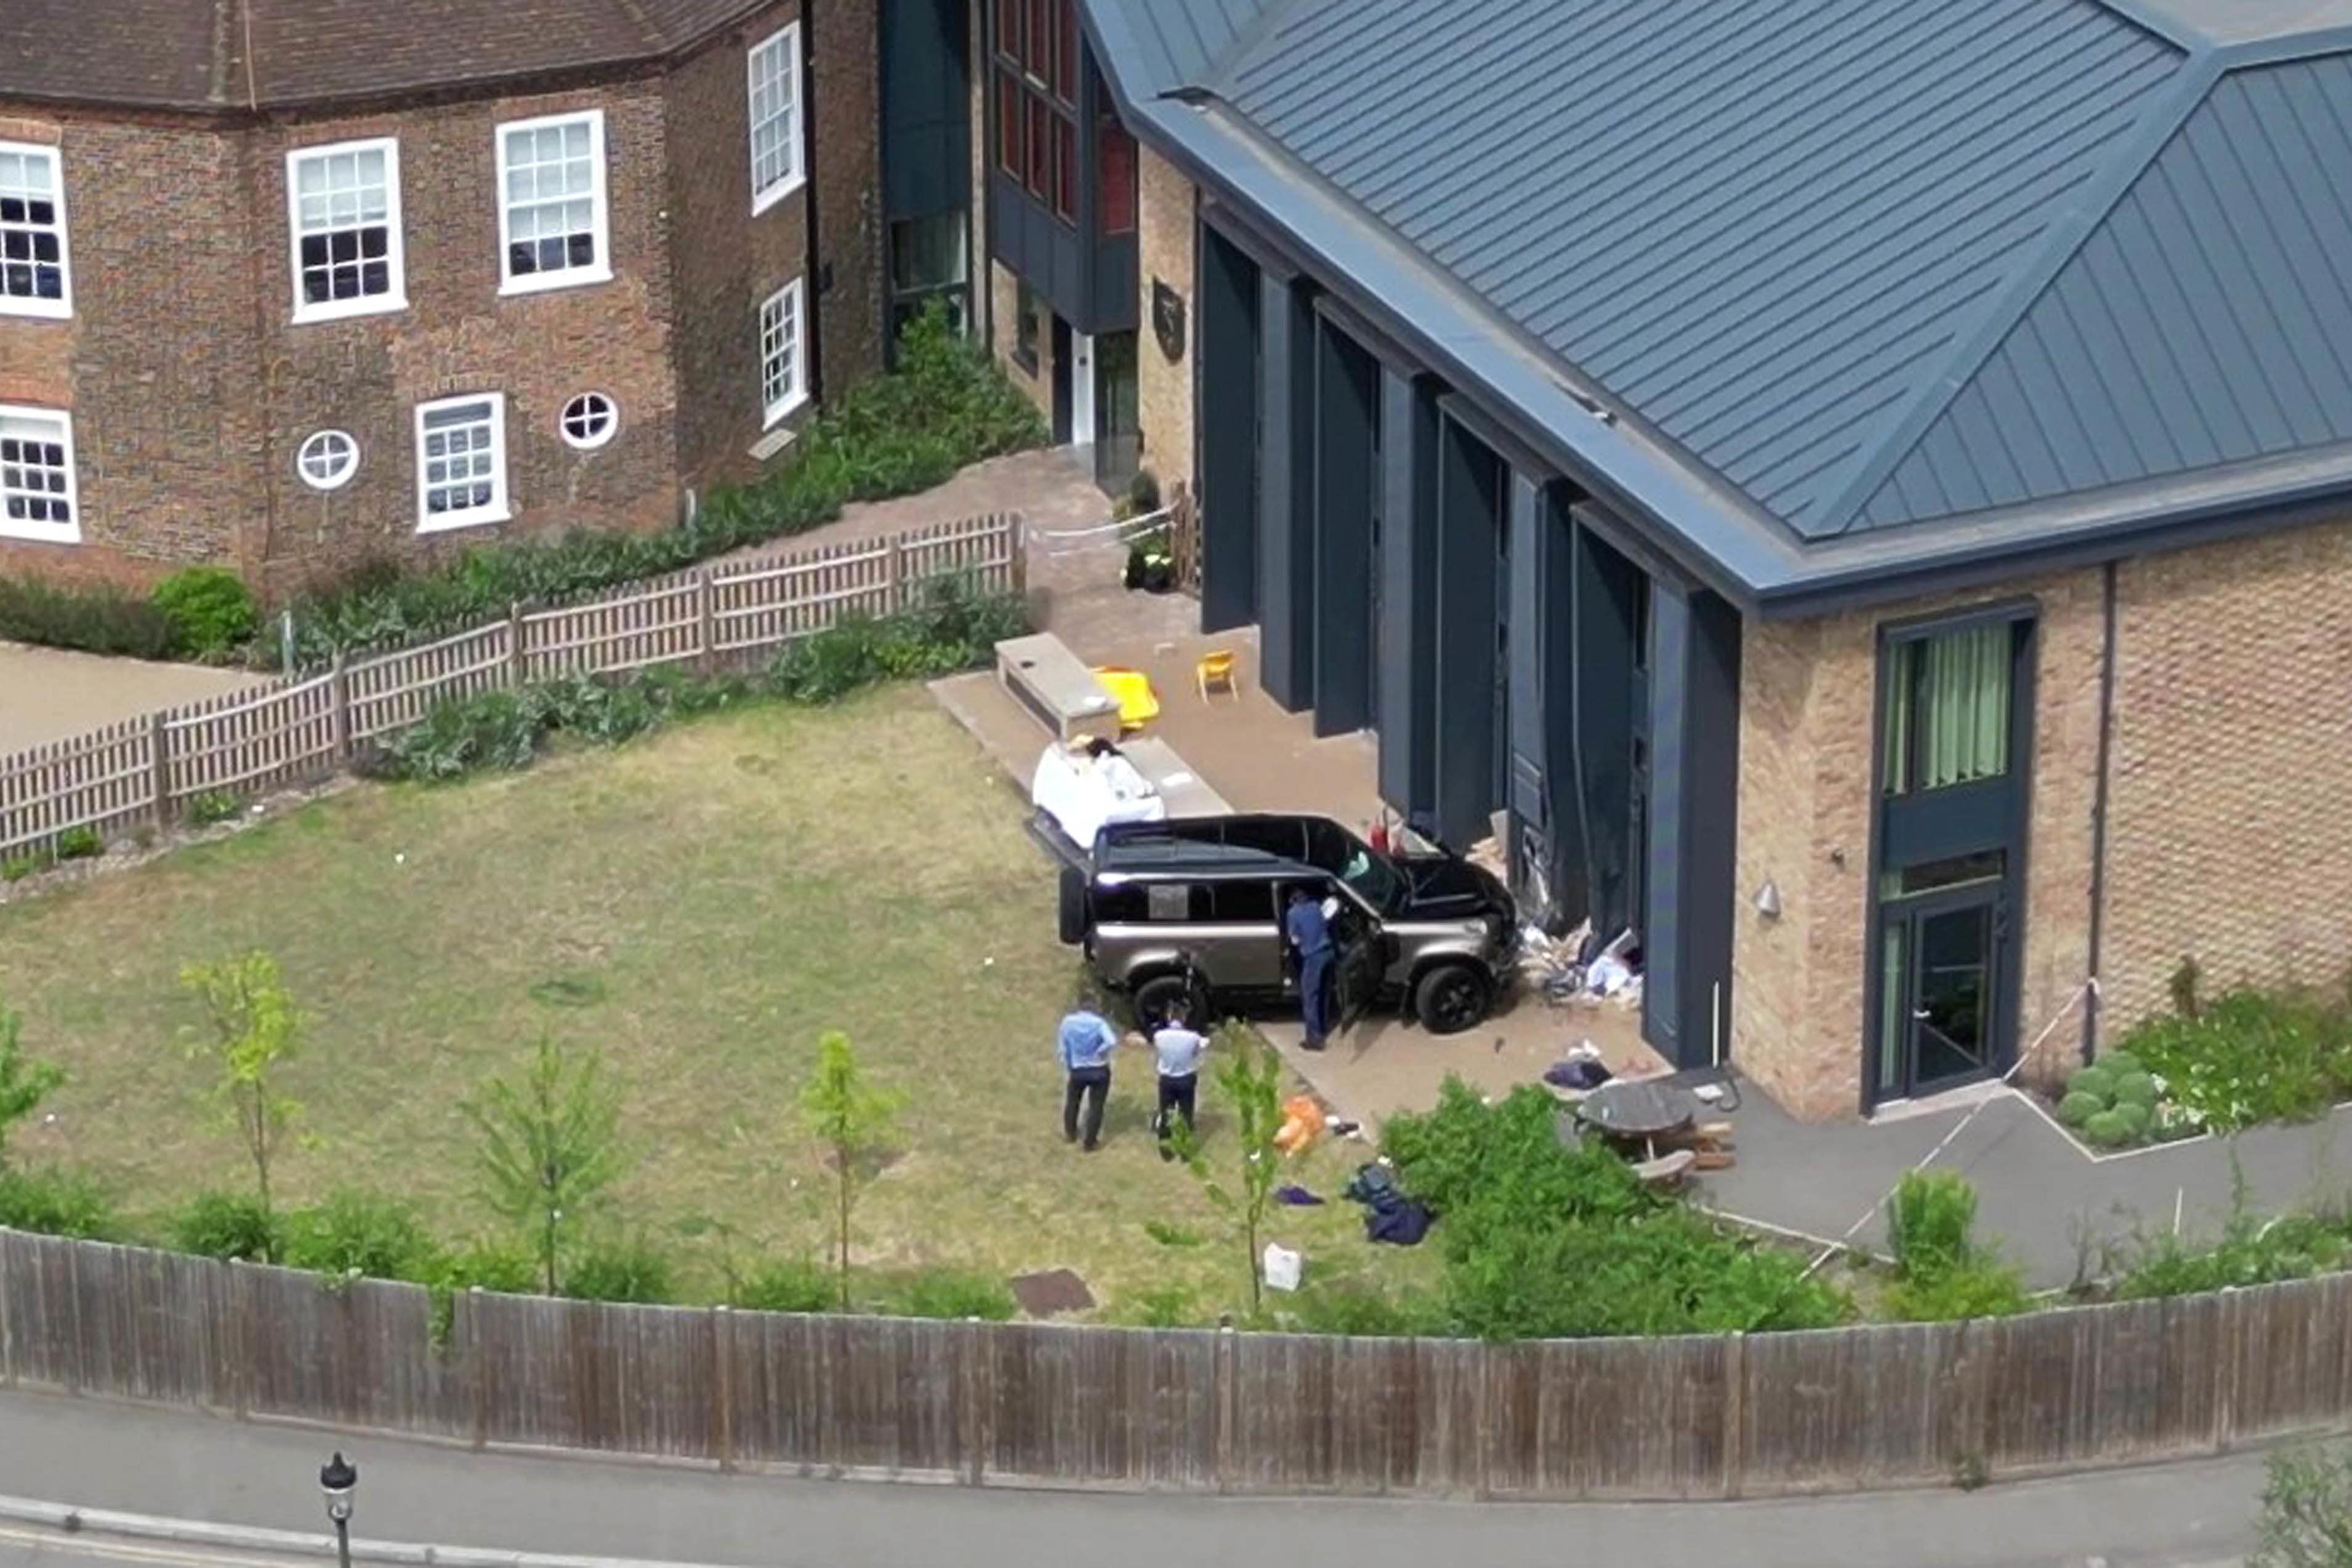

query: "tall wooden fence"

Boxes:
[0, 515, 1022, 858]
[4, 1228, 2347, 1498]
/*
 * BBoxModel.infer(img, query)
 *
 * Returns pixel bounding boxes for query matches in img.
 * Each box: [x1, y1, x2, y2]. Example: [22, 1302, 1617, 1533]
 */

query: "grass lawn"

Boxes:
[0, 684, 1428, 1321]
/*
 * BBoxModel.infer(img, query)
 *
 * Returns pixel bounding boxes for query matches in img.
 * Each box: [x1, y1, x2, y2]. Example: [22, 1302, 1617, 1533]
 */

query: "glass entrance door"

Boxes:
[1877, 893, 1999, 1101]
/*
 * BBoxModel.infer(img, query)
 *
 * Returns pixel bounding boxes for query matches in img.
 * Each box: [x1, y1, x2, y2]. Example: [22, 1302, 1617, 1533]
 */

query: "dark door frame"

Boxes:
[1049, 315, 1074, 444]
[1878, 881, 2005, 1103]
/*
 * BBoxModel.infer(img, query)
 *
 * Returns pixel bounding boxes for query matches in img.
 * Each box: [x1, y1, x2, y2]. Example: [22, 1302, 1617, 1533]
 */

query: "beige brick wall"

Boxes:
[1734, 518, 2352, 1120]
[1135, 143, 1194, 493]
[989, 259, 1053, 423]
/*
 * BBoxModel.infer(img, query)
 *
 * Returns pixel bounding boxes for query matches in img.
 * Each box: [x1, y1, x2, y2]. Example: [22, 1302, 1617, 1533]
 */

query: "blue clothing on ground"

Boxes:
[1285, 898, 1332, 959]
[1058, 1010, 1119, 1071]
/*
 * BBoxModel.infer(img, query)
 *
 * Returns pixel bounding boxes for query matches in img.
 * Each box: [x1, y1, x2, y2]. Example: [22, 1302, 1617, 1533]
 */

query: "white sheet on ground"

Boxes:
[1031, 743, 1166, 846]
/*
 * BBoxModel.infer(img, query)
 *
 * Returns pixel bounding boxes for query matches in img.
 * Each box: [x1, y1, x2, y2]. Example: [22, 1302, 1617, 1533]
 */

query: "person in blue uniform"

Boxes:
[1286, 887, 1335, 1051]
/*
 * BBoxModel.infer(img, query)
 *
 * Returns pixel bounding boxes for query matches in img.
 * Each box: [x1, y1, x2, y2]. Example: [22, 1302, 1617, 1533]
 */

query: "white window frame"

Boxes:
[747, 24, 805, 214]
[284, 136, 407, 324]
[759, 278, 808, 428]
[495, 109, 613, 297]
[0, 404, 79, 545]
[296, 429, 361, 492]
[558, 392, 619, 451]
[0, 140, 71, 321]
[413, 392, 510, 533]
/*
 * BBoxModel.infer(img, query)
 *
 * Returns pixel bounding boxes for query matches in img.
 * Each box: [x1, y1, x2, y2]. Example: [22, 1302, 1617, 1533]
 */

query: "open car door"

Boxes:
[1333, 916, 1387, 1032]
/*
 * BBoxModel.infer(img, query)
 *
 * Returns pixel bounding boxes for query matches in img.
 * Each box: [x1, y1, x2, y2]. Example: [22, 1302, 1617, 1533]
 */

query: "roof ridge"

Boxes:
[1812, 50, 2221, 537]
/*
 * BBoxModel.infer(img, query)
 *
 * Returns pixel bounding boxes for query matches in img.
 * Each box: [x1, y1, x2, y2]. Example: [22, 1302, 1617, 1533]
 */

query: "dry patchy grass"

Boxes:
[0, 685, 1426, 1319]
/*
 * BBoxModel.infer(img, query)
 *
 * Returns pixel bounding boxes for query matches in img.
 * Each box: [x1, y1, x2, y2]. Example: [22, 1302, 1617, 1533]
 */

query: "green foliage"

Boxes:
[2111, 1070, 2160, 1109]
[54, 826, 102, 861]
[734, 1257, 838, 1314]
[2084, 1109, 2132, 1148]
[883, 1268, 1017, 1321]
[2056, 1090, 2103, 1128]
[2113, 1100, 2153, 1139]
[0, 575, 177, 659]
[187, 790, 244, 827]
[564, 1237, 675, 1304]
[0, 999, 65, 1170]
[1, 851, 42, 882]
[2068, 1064, 2116, 1104]
[1881, 1172, 2029, 1322]
[463, 1037, 627, 1295]
[1380, 1080, 1847, 1340]
[0, 1167, 119, 1239]
[1287, 1284, 1449, 1338]
[283, 303, 1045, 663]
[2098, 1050, 2143, 1079]
[363, 689, 543, 782]
[800, 1031, 903, 1312]
[172, 1191, 285, 1262]
[151, 568, 259, 659]
[1142, 1218, 1203, 1248]
[2252, 1443, 2352, 1568]
[180, 951, 304, 1215]
[2123, 988, 2352, 1133]
[2116, 1212, 2352, 1300]
[437, 1240, 540, 1295]
[1118, 1283, 1199, 1329]
[1171, 1024, 1286, 1314]
[283, 1191, 443, 1282]
[767, 578, 1030, 706]
[1884, 1262, 2032, 1322]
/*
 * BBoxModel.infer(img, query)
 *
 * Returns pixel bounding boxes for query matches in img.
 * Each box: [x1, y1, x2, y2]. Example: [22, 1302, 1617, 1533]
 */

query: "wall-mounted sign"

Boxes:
[1152, 278, 1187, 364]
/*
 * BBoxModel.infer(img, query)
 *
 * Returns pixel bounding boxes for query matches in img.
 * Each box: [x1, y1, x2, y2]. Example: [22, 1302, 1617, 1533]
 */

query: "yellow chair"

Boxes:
[1196, 649, 1240, 702]
[1090, 666, 1161, 733]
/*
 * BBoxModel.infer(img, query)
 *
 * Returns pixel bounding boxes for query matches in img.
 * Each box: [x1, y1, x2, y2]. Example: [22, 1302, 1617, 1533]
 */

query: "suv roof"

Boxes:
[1092, 814, 1339, 883]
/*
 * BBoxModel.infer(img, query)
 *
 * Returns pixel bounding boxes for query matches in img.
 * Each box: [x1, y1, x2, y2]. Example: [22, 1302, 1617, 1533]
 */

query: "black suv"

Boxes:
[1057, 814, 1517, 1034]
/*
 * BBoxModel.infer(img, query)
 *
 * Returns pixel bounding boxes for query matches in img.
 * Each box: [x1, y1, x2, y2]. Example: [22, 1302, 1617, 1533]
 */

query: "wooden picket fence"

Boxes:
[0, 515, 1023, 858]
[2, 1227, 2349, 1498]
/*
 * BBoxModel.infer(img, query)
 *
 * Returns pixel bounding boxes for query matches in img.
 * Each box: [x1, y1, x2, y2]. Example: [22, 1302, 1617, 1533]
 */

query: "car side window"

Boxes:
[1204, 882, 1273, 923]
[1092, 884, 1150, 923]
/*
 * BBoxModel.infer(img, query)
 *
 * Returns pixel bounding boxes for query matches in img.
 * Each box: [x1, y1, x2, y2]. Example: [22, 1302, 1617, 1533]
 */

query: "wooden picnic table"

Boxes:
[1569, 1079, 1709, 1160]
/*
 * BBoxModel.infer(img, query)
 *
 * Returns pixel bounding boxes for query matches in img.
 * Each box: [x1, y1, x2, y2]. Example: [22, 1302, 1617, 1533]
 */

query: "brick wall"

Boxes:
[989, 259, 1053, 422]
[1135, 143, 1194, 493]
[812, 0, 886, 395]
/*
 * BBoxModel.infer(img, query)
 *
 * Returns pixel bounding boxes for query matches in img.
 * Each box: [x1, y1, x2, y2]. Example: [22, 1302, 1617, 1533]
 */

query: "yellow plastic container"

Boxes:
[1091, 666, 1161, 733]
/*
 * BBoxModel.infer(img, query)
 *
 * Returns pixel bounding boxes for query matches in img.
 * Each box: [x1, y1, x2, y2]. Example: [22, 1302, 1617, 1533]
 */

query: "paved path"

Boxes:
[0, 1389, 2274, 1568]
[0, 641, 264, 755]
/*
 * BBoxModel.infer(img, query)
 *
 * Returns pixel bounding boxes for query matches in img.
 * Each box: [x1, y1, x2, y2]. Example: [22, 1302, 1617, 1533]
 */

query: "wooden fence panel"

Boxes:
[724, 1311, 965, 1474]
[66, 1242, 233, 1410]
[1975, 1300, 2202, 1473]
[1483, 1335, 1730, 1498]
[0, 717, 157, 854]
[348, 624, 513, 742]
[2234, 1276, 2352, 1439]
[0, 1229, 86, 1390]
[164, 677, 339, 804]
[470, 1294, 718, 1458]
[524, 579, 702, 681]
[238, 1268, 462, 1439]
[1739, 1322, 1960, 1491]
[900, 513, 1017, 593]
[985, 1322, 1218, 1487]
[1226, 1332, 1468, 1494]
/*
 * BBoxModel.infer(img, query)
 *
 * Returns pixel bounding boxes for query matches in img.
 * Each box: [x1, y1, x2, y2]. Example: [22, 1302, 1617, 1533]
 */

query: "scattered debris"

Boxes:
[1009, 1268, 1095, 1317]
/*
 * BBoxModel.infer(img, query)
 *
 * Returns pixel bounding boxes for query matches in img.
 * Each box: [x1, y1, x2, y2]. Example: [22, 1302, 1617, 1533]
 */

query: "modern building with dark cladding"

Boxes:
[0, 0, 893, 593]
[969, 0, 2352, 1119]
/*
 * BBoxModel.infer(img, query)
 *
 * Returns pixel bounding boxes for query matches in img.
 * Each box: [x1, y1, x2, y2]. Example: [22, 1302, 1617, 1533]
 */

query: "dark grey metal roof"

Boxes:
[1087, 0, 1281, 98]
[1084, 0, 2352, 610]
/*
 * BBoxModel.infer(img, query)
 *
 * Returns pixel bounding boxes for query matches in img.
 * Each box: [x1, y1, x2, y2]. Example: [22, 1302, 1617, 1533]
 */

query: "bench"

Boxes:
[996, 632, 1123, 744]
[1118, 737, 1233, 818]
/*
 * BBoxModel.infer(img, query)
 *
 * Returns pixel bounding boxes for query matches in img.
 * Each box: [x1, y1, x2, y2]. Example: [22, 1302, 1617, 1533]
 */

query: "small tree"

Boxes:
[464, 1037, 626, 1295]
[1172, 1024, 1284, 1315]
[180, 952, 303, 1218]
[2254, 1444, 2352, 1568]
[0, 998, 65, 1170]
[799, 1031, 901, 1311]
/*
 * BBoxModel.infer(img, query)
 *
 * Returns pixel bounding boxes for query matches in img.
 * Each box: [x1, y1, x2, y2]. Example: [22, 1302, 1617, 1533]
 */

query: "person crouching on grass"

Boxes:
[1149, 1009, 1209, 1159]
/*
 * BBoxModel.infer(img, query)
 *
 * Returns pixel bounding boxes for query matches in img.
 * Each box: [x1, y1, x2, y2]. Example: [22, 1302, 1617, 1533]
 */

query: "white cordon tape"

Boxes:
[1028, 505, 1178, 552]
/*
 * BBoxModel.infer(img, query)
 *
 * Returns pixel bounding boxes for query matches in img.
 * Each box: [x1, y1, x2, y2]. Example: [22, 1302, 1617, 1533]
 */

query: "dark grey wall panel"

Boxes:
[989, 175, 1086, 321]
[1538, 488, 1588, 925]
[880, 0, 970, 220]
[1679, 590, 1743, 1070]
[1570, 526, 1642, 943]
[1432, 415, 1502, 849]
[1377, 368, 1438, 816]
[1506, 470, 1547, 827]
[1311, 320, 1378, 736]
[1258, 272, 1317, 709]
[1642, 584, 1691, 1058]
[1196, 223, 1261, 633]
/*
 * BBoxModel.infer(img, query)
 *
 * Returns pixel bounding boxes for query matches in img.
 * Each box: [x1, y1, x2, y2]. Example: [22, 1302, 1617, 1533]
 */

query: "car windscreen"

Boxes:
[1303, 819, 1404, 915]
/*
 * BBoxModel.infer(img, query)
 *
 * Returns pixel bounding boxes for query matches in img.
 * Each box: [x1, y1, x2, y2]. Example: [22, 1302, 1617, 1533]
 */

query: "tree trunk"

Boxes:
[836, 1142, 852, 1311]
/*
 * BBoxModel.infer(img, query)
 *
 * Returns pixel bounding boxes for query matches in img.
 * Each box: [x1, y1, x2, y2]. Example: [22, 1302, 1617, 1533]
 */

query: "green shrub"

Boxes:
[53, 826, 102, 861]
[1, 853, 44, 882]
[2124, 988, 2352, 1132]
[2117, 1213, 2352, 1300]
[364, 689, 543, 781]
[2067, 1065, 2116, 1104]
[2098, 1050, 2143, 1079]
[282, 1192, 443, 1282]
[2082, 1110, 2133, 1149]
[2111, 1071, 2160, 1108]
[2056, 1091, 2104, 1128]
[2112, 1101, 2153, 1140]
[172, 1191, 284, 1262]
[437, 1241, 541, 1296]
[0, 1167, 120, 1239]
[884, 1268, 1018, 1321]
[564, 1237, 675, 1304]
[283, 303, 1045, 663]
[1888, 1172, 1981, 1279]
[2253, 1442, 2352, 1568]
[1143, 1219, 1203, 1248]
[1289, 1285, 1449, 1338]
[0, 576, 177, 659]
[187, 790, 243, 827]
[735, 1257, 837, 1314]
[151, 568, 259, 659]
[1118, 1283, 1199, 1329]
[1884, 1261, 2032, 1322]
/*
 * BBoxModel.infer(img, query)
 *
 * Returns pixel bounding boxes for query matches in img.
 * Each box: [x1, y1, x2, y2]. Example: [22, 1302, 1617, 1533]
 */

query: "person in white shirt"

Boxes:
[1149, 1010, 1209, 1158]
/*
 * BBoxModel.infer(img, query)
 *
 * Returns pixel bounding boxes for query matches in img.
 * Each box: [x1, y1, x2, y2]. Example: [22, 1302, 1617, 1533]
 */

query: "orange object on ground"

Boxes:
[1273, 1094, 1327, 1156]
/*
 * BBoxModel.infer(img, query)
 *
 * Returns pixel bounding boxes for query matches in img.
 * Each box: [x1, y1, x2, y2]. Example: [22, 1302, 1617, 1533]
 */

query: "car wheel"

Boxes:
[1057, 866, 1087, 946]
[1132, 971, 1206, 1031]
[1413, 962, 1492, 1034]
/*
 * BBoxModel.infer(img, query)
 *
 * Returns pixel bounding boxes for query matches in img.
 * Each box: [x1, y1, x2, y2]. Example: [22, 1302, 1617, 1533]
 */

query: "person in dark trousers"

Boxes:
[1150, 1008, 1208, 1158]
[1286, 887, 1335, 1050]
[1057, 1003, 1119, 1151]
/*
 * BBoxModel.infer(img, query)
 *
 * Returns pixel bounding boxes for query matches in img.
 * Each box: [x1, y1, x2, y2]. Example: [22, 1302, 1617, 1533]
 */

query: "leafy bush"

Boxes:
[1, 852, 42, 882]
[283, 1192, 443, 1282]
[884, 1268, 1018, 1321]
[2083, 1110, 2132, 1149]
[2056, 1091, 2103, 1128]
[2099, 1050, 2143, 1079]
[363, 690, 543, 782]
[2113, 1100, 2153, 1140]
[2111, 1071, 2160, 1109]
[1881, 1173, 2029, 1322]
[437, 1241, 541, 1295]
[735, 1257, 837, 1314]
[564, 1237, 675, 1304]
[54, 826, 102, 861]
[172, 1191, 284, 1263]
[187, 790, 243, 827]
[151, 568, 259, 659]
[2116, 1212, 2352, 1300]
[2068, 1065, 2116, 1104]
[1118, 1283, 1199, 1329]
[1288, 1284, 1449, 1338]
[1381, 1081, 1846, 1340]
[2253, 1443, 2352, 1568]
[283, 304, 1045, 664]
[0, 576, 177, 659]
[0, 1167, 120, 1239]
[1884, 1263, 2031, 1323]
[2122, 988, 2352, 1133]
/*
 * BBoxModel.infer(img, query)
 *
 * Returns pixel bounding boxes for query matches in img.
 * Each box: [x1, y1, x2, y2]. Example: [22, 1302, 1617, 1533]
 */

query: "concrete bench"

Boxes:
[996, 632, 1122, 744]
[1118, 737, 1233, 819]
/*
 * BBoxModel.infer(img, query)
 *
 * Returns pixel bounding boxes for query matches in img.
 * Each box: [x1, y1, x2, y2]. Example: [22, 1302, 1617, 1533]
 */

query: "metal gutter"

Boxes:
[2082, 560, 2120, 1063]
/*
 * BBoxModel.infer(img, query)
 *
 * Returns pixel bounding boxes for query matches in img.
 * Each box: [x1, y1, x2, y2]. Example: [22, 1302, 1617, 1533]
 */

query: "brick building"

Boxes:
[996, 0, 2352, 1120]
[0, 0, 892, 594]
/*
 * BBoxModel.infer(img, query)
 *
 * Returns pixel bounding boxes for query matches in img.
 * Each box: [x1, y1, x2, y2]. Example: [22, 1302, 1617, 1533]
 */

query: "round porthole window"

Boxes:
[559, 392, 618, 451]
[296, 429, 359, 491]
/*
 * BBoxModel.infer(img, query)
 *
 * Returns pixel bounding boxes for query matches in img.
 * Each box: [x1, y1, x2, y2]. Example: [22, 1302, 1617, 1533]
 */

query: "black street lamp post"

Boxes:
[319, 1452, 357, 1568]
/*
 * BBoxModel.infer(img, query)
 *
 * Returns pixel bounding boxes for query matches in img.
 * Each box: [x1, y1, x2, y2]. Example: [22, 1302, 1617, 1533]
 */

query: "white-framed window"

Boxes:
[414, 393, 509, 531]
[747, 24, 805, 213]
[759, 279, 807, 427]
[296, 429, 360, 491]
[496, 110, 611, 294]
[285, 137, 405, 323]
[558, 392, 618, 450]
[0, 142, 70, 319]
[0, 406, 78, 544]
